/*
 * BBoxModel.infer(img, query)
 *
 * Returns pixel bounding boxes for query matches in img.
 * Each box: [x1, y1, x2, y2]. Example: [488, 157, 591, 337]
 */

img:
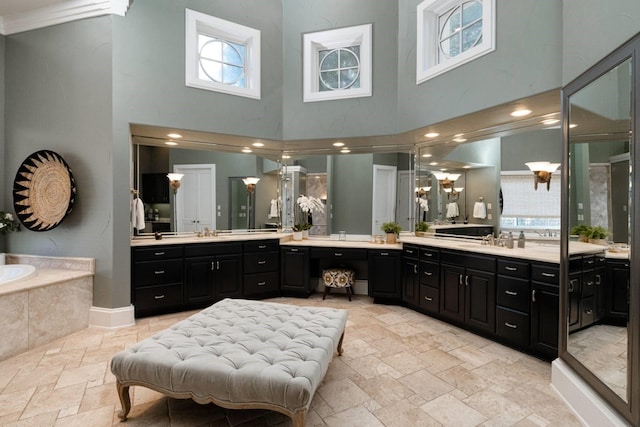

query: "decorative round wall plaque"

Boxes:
[13, 150, 77, 231]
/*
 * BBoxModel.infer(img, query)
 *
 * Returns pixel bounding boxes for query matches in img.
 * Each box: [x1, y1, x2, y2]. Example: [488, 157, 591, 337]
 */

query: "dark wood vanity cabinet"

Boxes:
[495, 258, 531, 349]
[243, 240, 280, 299]
[281, 246, 312, 296]
[369, 249, 401, 300]
[131, 245, 184, 317]
[184, 242, 243, 308]
[606, 258, 630, 320]
[440, 250, 496, 334]
[530, 263, 560, 359]
[401, 244, 420, 306]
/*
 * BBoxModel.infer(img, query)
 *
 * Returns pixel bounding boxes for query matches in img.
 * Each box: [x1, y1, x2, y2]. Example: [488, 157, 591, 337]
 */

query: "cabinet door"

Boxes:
[369, 250, 401, 300]
[402, 258, 420, 306]
[531, 282, 559, 358]
[216, 254, 243, 299]
[184, 256, 215, 306]
[568, 272, 581, 332]
[606, 261, 630, 320]
[281, 248, 310, 294]
[465, 268, 496, 334]
[440, 264, 465, 323]
[594, 266, 606, 322]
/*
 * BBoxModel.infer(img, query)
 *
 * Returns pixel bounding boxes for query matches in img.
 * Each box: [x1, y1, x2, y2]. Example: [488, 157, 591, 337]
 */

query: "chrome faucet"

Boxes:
[483, 234, 495, 246]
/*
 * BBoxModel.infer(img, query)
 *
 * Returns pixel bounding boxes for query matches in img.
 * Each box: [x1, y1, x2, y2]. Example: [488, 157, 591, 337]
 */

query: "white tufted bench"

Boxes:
[110, 298, 348, 427]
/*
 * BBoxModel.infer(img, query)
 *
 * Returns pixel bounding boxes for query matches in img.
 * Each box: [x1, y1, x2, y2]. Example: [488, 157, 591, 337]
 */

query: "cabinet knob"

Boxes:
[334, 253, 343, 257]
[541, 272, 556, 278]
[424, 296, 433, 301]
[258, 245, 267, 249]
[154, 252, 165, 256]
[424, 253, 433, 257]
[154, 270, 165, 275]
[505, 290, 518, 296]
[504, 322, 517, 329]
[532, 289, 537, 302]
[258, 281, 266, 286]
[424, 271, 433, 276]
[406, 249, 414, 254]
[505, 266, 517, 271]
[380, 252, 389, 256]
[258, 260, 267, 265]
[413, 264, 418, 274]
[154, 294, 165, 300]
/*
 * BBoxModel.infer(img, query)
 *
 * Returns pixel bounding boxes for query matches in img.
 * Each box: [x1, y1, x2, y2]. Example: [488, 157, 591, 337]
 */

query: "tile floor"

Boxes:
[0, 294, 582, 426]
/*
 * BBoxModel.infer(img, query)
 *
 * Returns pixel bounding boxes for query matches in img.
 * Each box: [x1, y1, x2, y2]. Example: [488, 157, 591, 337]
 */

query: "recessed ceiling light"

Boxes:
[242, 148, 253, 153]
[453, 137, 467, 143]
[252, 142, 264, 147]
[569, 123, 578, 128]
[429, 162, 438, 166]
[167, 133, 182, 139]
[165, 141, 178, 146]
[282, 155, 291, 159]
[542, 118, 560, 125]
[424, 132, 440, 138]
[422, 153, 432, 158]
[340, 149, 351, 154]
[454, 133, 464, 137]
[463, 166, 471, 169]
[333, 142, 345, 147]
[511, 109, 532, 117]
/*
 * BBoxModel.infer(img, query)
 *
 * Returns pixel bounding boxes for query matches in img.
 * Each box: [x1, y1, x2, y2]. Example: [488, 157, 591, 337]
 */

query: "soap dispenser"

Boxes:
[506, 232, 514, 249]
[518, 231, 526, 248]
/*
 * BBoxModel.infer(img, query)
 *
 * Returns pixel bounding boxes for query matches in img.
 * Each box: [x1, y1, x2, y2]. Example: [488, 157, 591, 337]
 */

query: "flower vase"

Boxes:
[302, 230, 309, 240]
[293, 231, 303, 241]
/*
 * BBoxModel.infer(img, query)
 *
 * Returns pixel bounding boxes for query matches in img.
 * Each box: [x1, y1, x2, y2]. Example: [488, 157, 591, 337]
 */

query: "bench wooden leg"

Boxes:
[291, 410, 306, 427]
[337, 331, 345, 356]
[116, 381, 132, 421]
[323, 286, 330, 300]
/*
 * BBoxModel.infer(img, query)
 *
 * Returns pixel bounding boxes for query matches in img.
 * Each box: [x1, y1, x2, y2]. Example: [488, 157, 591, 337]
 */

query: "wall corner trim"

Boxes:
[89, 305, 135, 329]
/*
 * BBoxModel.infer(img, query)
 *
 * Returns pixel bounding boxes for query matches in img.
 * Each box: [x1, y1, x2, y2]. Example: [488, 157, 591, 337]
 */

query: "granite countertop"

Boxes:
[280, 237, 402, 250]
[131, 232, 289, 246]
[400, 235, 610, 263]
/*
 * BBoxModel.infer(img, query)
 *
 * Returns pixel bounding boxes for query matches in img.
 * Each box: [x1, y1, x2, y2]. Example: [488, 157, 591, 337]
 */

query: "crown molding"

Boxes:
[0, 0, 130, 36]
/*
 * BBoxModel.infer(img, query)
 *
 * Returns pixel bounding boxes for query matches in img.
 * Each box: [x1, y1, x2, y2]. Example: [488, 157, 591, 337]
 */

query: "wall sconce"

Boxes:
[242, 177, 260, 230]
[415, 186, 432, 197]
[432, 172, 463, 194]
[167, 173, 184, 233]
[242, 177, 260, 192]
[525, 162, 560, 191]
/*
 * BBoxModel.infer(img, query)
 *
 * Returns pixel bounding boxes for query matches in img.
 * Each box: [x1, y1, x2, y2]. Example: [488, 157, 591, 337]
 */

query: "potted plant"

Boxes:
[570, 224, 591, 242]
[415, 221, 429, 237]
[381, 221, 402, 244]
[586, 225, 608, 245]
[294, 195, 324, 240]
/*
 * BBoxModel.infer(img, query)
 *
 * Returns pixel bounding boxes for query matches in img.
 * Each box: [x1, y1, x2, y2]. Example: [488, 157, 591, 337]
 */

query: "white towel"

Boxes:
[446, 202, 459, 218]
[131, 197, 146, 231]
[473, 201, 487, 219]
[268, 199, 279, 218]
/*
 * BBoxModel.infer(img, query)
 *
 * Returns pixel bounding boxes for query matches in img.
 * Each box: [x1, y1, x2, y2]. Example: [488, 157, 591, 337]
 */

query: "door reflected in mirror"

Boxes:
[567, 57, 631, 403]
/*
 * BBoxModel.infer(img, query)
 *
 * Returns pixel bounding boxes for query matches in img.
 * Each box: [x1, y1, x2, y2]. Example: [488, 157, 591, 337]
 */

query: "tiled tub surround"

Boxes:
[0, 254, 95, 361]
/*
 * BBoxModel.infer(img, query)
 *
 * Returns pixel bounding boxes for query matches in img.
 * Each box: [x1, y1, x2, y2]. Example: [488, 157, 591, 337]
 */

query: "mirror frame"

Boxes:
[560, 32, 640, 424]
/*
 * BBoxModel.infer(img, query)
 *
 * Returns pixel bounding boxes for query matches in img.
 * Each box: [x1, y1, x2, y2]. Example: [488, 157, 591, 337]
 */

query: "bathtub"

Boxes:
[0, 264, 37, 285]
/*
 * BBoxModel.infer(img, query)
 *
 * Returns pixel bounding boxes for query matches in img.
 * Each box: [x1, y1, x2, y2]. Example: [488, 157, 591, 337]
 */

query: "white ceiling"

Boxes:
[0, 0, 67, 17]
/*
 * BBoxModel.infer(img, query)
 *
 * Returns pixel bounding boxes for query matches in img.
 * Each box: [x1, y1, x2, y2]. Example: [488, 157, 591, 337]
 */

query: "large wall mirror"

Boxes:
[561, 33, 640, 424]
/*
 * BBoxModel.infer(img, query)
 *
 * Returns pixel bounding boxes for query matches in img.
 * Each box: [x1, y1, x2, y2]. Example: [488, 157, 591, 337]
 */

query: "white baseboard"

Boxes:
[89, 305, 135, 329]
[551, 359, 629, 426]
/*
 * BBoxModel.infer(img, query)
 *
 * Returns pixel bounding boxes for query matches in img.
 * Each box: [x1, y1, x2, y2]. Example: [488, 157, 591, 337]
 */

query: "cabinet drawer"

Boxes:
[134, 283, 183, 312]
[497, 276, 530, 313]
[244, 239, 279, 253]
[244, 272, 280, 296]
[244, 251, 279, 274]
[419, 260, 439, 287]
[402, 244, 420, 259]
[496, 307, 530, 348]
[133, 245, 183, 262]
[582, 255, 597, 270]
[134, 259, 183, 286]
[312, 247, 367, 260]
[185, 242, 242, 257]
[497, 259, 529, 279]
[420, 247, 439, 261]
[531, 264, 559, 285]
[581, 296, 595, 327]
[419, 285, 439, 313]
[582, 270, 596, 297]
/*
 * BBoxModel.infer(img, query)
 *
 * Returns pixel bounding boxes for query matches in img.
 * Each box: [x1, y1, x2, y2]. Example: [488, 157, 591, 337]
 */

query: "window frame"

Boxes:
[185, 8, 261, 99]
[416, 0, 495, 84]
[303, 24, 372, 103]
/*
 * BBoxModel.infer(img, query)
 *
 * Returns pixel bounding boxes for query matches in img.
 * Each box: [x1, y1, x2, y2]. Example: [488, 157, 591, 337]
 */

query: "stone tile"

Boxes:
[55, 361, 108, 389]
[323, 405, 385, 427]
[3, 411, 58, 427]
[317, 378, 370, 413]
[353, 374, 414, 407]
[374, 398, 441, 427]
[421, 393, 487, 426]
[398, 368, 455, 401]
[339, 338, 378, 361]
[54, 404, 113, 427]
[385, 321, 425, 337]
[344, 354, 402, 379]
[369, 336, 410, 357]
[449, 344, 497, 368]
[417, 347, 464, 373]
[436, 365, 490, 396]
[0, 387, 36, 418]
[3, 364, 63, 393]
[79, 383, 121, 412]
[21, 383, 86, 420]
[382, 351, 430, 375]
[463, 388, 531, 424]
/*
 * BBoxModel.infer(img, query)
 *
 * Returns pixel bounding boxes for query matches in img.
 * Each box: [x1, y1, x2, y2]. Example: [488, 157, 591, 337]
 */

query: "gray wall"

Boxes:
[4, 18, 118, 307]
[562, 0, 640, 85]
[282, 0, 399, 140]
[330, 154, 373, 234]
[0, 34, 4, 252]
[398, 0, 562, 132]
[501, 129, 563, 171]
